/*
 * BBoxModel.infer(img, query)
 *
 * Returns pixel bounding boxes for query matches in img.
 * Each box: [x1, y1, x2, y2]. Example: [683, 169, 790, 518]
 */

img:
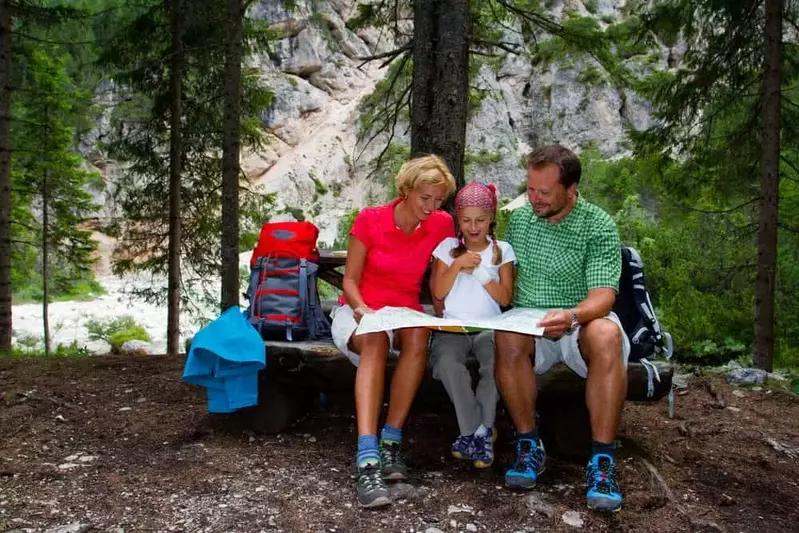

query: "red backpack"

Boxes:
[245, 221, 329, 341]
[250, 221, 320, 267]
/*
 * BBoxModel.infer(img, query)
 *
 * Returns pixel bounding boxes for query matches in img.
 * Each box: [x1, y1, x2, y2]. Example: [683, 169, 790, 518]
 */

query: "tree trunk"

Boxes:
[167, 0, 183, 356]
[41, 107, 50, 355]
[0, 1, 12, 353]
[754, 0, 782, 372]
[410, 0, 470, 198]
[220, 0, 245, 311]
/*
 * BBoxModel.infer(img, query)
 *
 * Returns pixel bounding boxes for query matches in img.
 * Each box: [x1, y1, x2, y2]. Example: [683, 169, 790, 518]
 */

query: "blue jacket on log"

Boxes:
[182, 306, 265, 413]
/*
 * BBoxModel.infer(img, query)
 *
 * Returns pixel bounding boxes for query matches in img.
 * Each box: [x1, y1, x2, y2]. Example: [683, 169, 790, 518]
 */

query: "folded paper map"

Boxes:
[355, 306, 548, 336]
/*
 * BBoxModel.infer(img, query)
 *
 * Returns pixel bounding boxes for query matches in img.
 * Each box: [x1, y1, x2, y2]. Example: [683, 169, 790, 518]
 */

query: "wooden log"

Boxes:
[263, 337, 673, 401]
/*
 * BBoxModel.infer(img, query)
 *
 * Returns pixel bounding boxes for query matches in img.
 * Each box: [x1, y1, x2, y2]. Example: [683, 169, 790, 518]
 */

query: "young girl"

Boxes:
[429, 182, 515, 468]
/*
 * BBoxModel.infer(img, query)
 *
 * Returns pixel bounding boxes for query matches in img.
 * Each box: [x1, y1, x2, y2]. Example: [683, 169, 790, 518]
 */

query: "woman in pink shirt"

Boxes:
[331, 155, 456, 508]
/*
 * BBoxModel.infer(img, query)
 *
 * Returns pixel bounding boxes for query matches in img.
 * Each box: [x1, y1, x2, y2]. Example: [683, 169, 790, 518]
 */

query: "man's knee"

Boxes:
[495, 331, 534, 364]
[580, 318, 622, 363]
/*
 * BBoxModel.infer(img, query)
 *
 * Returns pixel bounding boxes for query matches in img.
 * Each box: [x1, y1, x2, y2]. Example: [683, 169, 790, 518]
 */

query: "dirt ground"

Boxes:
[1, 355, 797, 533]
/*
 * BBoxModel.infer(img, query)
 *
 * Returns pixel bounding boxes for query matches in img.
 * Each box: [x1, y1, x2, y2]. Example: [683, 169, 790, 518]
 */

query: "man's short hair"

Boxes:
[526, 144, 581, 188]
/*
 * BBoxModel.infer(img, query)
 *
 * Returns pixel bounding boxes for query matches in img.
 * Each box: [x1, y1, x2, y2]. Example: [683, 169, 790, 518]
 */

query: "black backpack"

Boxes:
[612, 247, 673, 395]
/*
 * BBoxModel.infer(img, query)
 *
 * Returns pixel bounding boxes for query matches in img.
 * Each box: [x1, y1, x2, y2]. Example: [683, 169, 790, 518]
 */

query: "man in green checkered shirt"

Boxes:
[497, 145, 629, 513]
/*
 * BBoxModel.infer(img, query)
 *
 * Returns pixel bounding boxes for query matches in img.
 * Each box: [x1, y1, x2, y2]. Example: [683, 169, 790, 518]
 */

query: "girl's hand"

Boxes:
[471, 264, 494, 285]
[454, 251, 482, 271]
[353, 305, 374, 324]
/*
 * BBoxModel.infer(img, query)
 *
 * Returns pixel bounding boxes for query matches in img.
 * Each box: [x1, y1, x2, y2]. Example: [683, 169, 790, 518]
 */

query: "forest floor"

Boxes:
[1, 355, 798, 533]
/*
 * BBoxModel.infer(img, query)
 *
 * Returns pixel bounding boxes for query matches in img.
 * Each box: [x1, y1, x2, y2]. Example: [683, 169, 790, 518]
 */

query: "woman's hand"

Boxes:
[353, 305, 374, 324]
[453, 251, 482, 271]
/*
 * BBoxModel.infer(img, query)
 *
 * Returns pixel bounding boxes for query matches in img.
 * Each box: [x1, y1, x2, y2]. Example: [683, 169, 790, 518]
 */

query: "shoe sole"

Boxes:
[359, 495, 391, 508]
[473, 458, 493, 469]
[504, 465, 546, 490]
[586, 497, 623, 513]
[382, 471, 407, 481]
[451, 450, 471, 461]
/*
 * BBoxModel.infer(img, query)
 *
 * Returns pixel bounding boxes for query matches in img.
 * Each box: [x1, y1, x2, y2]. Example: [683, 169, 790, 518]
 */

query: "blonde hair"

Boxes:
[394, 154, 457, 198]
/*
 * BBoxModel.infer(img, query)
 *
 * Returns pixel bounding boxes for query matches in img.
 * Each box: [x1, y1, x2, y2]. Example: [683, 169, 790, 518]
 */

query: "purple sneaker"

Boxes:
[451, 435, 474, 460]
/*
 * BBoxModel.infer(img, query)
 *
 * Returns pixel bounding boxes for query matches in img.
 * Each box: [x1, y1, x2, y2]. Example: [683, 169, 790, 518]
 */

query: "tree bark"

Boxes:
[221, 0, 246, 311]
[167, 0, 183, 356]
[0, 1, 12, 353]
[754, 0, 782, 372]
[410, 0, 470, 200]
[41, 106, 50, 355]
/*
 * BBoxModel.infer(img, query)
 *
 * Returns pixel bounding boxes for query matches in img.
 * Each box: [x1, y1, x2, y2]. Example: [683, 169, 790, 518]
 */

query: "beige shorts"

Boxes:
[330, 305, 399, 367]
[534, 312, 630, 378]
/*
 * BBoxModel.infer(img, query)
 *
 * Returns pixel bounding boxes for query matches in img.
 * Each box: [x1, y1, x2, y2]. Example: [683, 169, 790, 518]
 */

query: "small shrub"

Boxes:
[86, 315, 151, 354]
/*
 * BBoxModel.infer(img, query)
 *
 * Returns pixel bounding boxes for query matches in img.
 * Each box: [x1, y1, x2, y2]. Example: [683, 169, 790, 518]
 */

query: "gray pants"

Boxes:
[429, 331, 498, 436]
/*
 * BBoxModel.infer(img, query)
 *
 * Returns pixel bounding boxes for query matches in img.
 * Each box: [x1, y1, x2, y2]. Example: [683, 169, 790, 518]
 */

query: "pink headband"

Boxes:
[454, 182, 498, 213]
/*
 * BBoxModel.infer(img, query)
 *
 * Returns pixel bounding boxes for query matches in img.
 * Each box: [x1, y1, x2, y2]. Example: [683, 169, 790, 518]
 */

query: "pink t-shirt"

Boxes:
[341, 198, 455, 311]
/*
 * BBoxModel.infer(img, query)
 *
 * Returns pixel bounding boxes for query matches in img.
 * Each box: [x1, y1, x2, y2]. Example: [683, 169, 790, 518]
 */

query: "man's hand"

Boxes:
[353, 305, 374, 324]
[537, 309, 573, 339]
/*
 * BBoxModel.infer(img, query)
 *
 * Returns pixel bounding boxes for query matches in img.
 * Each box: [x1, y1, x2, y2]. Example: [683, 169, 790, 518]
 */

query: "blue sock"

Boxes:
[380, 424, 402, 444]
[518, 425, 539, 443]
[357, 435, 379, 467]
[591, 440, 615, 459]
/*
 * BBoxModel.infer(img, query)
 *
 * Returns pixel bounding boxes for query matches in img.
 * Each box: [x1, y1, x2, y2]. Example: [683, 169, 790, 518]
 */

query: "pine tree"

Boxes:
[12, 48, 99, 354]
[100, 0, 273, 323]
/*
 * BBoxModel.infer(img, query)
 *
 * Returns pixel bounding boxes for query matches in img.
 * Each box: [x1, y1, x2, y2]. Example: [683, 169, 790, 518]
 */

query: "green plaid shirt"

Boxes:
[508, 196, 621, 309]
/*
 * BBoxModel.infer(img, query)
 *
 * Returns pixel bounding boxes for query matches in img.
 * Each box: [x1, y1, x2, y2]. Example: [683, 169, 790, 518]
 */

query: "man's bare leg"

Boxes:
[579, 319, 626, 444]
[495, 331, 545, 489]
[494, 331, 536, 432]
[579, 318, 626, 512]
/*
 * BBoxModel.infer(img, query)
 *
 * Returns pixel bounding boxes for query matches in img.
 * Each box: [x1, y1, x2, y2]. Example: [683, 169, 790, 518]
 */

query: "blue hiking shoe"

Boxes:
[585, 454, 623, 512]
[504, 437, 546, 490]
[451, 435, 474, 461]
[472, 427, 497, 469]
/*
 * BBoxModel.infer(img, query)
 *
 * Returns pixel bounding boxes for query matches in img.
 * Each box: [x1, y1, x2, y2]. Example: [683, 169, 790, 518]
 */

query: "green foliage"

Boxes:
[311, 174, 329, 196]
[576, 66, 605, 87]
[333, 208, 360, 250]
[99, 0, 275, 311]
[10, 44, 102, 304]
[283, 206, 306, 221]
[464, 149, 503, 170]
[576, 144, 799, 368]
[86, 315, 151, 354]
[370, 142, 411, 199]
[11, 338, 90, 358]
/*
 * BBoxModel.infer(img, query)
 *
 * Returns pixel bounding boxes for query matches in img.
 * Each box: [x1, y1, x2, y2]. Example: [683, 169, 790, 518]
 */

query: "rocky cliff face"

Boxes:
[240, 0, 675, 243]
[82, 0, 675, 244]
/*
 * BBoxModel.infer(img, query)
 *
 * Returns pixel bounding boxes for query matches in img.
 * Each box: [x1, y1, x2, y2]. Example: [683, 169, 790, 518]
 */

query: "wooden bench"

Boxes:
[234, 251, 674, 457]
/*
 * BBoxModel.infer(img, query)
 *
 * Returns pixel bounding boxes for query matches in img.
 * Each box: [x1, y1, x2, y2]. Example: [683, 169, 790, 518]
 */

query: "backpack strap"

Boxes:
[638, 357, 661, 399]
[298, 259, 308, 334]
[626, 247, 665, 350]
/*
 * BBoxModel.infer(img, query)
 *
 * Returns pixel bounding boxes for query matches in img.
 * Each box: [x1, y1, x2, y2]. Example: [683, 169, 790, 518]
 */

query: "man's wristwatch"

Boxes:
[567, 309, 579, 333]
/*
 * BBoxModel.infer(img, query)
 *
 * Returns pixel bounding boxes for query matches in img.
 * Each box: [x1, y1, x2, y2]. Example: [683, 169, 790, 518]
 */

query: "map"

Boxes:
[355, 306, 548, 336]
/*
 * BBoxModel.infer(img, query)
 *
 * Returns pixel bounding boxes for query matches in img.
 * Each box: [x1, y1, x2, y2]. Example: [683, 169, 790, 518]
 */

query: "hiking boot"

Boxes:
[451, 435, 474, 461]
[585, 454, 623, 512]
[380, 441, 408, 480]
[472, 427, 497, 469]
[504, 437, 546, 490]
[356, 463, 391, 508]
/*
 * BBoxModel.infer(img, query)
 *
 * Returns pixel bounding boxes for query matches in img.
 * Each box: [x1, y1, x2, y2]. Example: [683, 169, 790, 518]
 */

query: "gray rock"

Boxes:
[726, 368, 768, 385]
[44, 524, 91, 533]
[260, 75, 326, 145]
[424, 529, 444, 533]
[389, 482, 427, 501]
[120, 340, 153, 356]
[273, 28, 326, 77]
[525, 492, 556, 518]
